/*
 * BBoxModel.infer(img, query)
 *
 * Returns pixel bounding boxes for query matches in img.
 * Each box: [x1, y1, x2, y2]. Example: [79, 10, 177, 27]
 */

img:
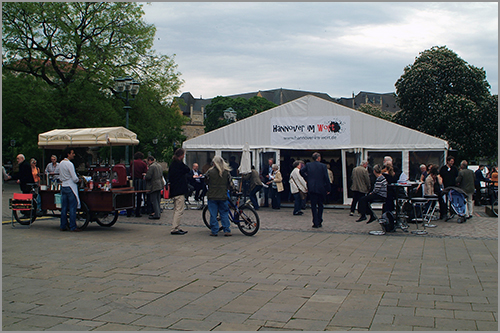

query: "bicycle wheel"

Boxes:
[492, 198, 498, 217]
[94, 211, 119, 227]
[13, 201, 37, 225]
[236, 205, 260, 236]
[202, 205, 234, 231]
[74, 202, 90, 230]
[202, 205, 214, 229]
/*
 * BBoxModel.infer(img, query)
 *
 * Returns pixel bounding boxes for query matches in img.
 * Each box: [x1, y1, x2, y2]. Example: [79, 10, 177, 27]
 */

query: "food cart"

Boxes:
[34, 127, 143, 230]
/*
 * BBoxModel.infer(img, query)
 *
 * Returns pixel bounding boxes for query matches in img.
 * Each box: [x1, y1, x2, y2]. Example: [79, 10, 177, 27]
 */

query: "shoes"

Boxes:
[293, 211, 303, 215]
[312, 225, 320, 228]
[349, 212, 354, 216]
[71, 228, 82, 232]
[319, 224, 323, 228]
[356, 216, 367, 222]
[367, 216, 377, 224]
[171, 230, 187, 235]
[60, 227, 69, 231]
[209, 233, 218, 237]
[149, 216, 160, 220]
[135, 214, 142, 217]
[224, 232, 232, 237]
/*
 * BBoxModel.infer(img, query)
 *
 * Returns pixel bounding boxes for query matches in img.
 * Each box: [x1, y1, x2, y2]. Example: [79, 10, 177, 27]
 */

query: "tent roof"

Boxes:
[183, 95, 449, 151]
[38, 127, 139, 148]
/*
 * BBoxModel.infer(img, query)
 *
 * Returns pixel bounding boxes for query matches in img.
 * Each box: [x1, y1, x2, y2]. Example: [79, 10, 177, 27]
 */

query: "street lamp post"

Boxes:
[114, 76, 140, 164]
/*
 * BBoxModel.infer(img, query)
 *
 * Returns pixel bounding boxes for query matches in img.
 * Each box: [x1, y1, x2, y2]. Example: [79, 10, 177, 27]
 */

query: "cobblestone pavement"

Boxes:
[2, 183, 498, 331]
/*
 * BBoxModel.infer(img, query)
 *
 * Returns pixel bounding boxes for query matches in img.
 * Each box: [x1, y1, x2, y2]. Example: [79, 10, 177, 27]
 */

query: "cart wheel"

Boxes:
[94, 211, 119, 227]
[13, 201, 37, 225]
[73, 201, 90, 230]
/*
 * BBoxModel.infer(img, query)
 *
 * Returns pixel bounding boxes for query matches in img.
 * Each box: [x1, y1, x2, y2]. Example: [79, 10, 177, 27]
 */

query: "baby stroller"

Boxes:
[442, 187, 467, 223]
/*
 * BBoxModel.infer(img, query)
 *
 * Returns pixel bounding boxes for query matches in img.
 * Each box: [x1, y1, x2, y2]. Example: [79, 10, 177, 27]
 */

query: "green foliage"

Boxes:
[394, 46, 497, 162]
[204, 96, 277, 132]
[357, 103, 394, 121]
[2, 2, 186, 164]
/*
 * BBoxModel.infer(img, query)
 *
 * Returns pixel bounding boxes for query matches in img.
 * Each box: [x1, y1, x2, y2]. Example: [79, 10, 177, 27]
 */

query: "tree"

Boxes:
[204, 96, 277, 132]
[357, 103, 394, 121]
[2, 2, 186, 163]
[394, 46, 497, 162]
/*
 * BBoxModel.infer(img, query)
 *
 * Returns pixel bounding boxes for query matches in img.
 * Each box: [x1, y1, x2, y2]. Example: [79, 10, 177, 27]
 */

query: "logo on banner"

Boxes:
[271, 117, 350, 146]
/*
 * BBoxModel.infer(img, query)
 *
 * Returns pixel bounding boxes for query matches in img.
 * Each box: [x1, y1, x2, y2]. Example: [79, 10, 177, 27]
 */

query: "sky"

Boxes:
[141, 2, 498, 100]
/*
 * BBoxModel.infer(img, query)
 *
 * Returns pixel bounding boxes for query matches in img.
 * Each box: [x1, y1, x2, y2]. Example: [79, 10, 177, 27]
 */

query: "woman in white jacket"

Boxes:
[289, 160, 308, 215]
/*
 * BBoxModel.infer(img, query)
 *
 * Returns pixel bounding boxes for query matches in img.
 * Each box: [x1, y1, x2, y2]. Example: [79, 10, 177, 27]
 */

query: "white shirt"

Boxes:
[58, 159, 79, 187]
[58, 159, 80, 208]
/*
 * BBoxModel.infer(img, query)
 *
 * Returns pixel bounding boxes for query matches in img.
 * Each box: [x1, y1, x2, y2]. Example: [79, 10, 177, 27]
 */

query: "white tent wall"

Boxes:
[183, 95, 449, 205]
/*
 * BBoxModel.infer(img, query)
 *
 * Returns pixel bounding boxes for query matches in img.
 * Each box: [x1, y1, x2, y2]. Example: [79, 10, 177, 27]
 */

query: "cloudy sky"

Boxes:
[141, 2, 498, 99]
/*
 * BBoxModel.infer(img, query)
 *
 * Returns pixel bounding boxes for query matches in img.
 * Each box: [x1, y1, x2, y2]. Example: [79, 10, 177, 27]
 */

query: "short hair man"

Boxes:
[12, 154, 35, 194]
[456, 160, 475, 218]
[59, 147, 81, 232]
[300, 152, 331, 228]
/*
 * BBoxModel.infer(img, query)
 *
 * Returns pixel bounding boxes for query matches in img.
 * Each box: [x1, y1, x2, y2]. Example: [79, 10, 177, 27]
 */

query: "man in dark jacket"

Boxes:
[167, 148, 190, 235]
[439, 155, 459, 219]
[300, 152, 331, 228]
[12, 154, 35, 194]
[474, 165, 487, 206]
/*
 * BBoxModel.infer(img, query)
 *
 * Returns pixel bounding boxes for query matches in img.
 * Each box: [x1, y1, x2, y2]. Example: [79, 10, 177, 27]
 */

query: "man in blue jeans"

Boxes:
[59, 148, 81, 232]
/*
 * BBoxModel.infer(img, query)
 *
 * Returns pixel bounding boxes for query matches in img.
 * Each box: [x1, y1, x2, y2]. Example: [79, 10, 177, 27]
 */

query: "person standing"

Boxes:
[12, 154, 35, 194]
[45, 155, 60, 183]
[474, 165, 487, 206]
[439, 155, 459, 219]
[300, 152, 331, 228]
[350, 160, 371, 217]
[2, 164, 11, 189]
[206, 156, 234, 237]
[241, 165, 263, 210]
[229, 156, 239, 177]
[269, 164, 284, 209]
[289, 160, 307, 216]
[30, 158, 42, 214]
[30, 158, 41, 185]
[145, 155, 164, 221]
[456, 160, 475, 219]
[167, 148, 190, 235]
[326, 164, 335, 203]
[59, 148, 81, 232]
[130, 151, 148, 217]
[261, 158, 274, 207]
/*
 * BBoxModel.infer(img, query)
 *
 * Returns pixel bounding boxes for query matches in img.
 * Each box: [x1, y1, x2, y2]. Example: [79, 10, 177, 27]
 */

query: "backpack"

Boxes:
[379, 211, 396, 232]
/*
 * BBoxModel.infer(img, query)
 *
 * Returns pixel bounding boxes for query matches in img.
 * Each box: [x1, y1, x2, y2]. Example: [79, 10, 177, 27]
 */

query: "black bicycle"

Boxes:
[487, 182, 498, 217]
[202, 191, 260, 236]
[12, 183, 39, 225]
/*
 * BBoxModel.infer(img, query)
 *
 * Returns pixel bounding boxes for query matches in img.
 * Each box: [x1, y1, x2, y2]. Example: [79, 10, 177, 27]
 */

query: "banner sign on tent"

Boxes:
[271, 116, 350, 146]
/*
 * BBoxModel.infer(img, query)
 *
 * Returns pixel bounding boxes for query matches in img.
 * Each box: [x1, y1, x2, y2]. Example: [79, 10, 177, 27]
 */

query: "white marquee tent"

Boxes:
[183, 95, 449, 204]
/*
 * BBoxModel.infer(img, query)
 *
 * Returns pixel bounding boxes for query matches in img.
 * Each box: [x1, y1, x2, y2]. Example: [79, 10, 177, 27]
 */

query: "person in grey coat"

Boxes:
[350, 160, 371, 216]
[455, 160, 475, 218]
[145, 155, 163, 220]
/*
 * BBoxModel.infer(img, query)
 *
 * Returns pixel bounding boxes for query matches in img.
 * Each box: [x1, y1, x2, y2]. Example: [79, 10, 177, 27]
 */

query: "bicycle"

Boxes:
[202, 191, 260, 236]
[11, 183, 39, 225]
[487, 181, 498, 217]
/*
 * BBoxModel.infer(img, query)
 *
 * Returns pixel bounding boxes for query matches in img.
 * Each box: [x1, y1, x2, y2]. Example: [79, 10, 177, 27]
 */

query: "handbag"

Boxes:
[291, 175, 307, 200]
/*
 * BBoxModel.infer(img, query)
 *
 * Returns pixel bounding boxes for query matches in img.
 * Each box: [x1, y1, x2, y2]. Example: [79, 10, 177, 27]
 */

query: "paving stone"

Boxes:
[454, 309, 496, 321]
[283, 318, 329, 330]
[435, 317, 478, 330]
